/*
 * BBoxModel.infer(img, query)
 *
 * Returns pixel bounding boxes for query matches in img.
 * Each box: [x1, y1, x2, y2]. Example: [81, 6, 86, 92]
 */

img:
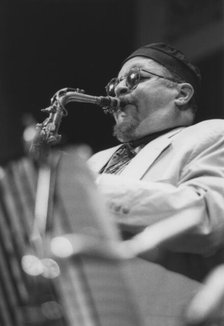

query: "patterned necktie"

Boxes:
[100, 143, 137, 174]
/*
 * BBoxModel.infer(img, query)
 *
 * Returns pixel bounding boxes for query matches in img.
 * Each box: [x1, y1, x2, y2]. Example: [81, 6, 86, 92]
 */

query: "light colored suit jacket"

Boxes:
[88, 119, 224, 326]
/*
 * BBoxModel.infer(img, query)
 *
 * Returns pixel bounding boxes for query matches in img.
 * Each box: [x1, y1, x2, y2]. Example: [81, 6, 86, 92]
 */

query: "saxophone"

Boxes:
[33, 87, 123, 146]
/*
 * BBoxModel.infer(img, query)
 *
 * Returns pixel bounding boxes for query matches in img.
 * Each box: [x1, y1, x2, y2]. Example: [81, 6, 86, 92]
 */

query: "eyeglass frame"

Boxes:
[105, 67, 182, 96]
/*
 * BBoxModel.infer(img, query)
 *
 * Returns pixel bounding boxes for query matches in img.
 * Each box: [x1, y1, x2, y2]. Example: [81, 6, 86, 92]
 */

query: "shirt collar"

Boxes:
[123, 127, 176, 150]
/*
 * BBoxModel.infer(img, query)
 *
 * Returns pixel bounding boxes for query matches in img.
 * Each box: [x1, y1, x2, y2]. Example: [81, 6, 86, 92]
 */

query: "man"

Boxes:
[88, 43, 224, 326]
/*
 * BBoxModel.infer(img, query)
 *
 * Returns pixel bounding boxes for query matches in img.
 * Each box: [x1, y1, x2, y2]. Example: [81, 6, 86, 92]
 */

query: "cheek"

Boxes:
[137, 85, 173, 116]
[135, 88, 160, 117]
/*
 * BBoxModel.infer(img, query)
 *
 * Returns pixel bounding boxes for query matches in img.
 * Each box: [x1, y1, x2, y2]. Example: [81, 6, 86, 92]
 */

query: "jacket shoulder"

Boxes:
[178, 119, 224, 143]
[189, 119, 224, 134]
[172, 119, 224, 163]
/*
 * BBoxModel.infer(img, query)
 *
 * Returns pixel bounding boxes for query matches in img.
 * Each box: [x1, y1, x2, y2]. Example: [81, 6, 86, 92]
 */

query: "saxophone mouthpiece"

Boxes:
[98, 96, 125, 114]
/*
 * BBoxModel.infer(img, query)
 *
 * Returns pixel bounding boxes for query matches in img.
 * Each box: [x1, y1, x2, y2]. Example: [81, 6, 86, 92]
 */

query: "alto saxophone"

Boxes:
[33, 87, 123, 147]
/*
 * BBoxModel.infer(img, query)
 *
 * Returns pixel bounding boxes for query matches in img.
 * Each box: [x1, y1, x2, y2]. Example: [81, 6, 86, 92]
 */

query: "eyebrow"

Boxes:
[118, 66, 143, 78]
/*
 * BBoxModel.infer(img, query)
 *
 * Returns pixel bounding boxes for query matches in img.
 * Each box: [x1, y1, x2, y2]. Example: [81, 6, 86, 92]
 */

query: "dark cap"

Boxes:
[123, 42, 201, 95]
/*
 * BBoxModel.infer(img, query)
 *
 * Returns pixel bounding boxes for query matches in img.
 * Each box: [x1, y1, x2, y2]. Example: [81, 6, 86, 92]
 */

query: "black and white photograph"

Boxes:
[0, 1, 224, 325]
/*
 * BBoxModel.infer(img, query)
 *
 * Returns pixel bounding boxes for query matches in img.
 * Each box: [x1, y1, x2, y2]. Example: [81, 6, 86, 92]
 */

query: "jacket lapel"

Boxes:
[89, 145, 121, 173]
[121, 128, 184, 179]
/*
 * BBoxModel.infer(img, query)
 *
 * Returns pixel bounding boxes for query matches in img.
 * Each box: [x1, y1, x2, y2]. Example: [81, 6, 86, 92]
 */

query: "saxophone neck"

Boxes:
[54, 87, 123, 113]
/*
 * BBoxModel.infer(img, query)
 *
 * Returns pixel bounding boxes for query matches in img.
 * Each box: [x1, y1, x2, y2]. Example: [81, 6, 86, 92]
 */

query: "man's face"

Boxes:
[112, 57, 180, 142]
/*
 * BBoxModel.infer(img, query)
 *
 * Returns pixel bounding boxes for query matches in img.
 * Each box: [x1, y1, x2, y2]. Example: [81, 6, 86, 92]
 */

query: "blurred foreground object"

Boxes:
[0, 147, 142, 326]
[184, 264, 224, 326]
[121, 211, 203, 261]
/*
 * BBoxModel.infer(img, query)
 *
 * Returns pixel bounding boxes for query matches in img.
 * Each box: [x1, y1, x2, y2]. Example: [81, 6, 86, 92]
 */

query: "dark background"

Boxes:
[0, 0, 223, 163]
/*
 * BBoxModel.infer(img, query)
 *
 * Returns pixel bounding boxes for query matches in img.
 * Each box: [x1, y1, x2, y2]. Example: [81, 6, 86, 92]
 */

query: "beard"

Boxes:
[113, 114, 140, 142]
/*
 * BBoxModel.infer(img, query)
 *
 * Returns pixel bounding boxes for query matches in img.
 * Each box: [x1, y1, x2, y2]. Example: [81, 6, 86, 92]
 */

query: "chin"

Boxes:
[113, 120, 138, 142]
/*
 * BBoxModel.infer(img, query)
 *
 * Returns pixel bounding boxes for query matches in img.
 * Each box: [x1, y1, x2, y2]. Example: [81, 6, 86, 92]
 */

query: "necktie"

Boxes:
[101, 143, 136, 174]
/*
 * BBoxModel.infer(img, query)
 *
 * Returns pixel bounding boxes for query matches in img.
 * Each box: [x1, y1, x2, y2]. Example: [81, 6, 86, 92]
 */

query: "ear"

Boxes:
[174, 83, 194, 108]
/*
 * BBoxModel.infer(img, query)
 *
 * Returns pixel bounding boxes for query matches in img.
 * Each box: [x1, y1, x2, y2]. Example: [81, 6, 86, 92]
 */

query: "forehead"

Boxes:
[118, 56, 165, 76]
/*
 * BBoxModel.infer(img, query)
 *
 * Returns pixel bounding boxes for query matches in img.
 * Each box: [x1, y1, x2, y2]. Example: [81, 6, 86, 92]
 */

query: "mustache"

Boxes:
[117, 95, 133, 111]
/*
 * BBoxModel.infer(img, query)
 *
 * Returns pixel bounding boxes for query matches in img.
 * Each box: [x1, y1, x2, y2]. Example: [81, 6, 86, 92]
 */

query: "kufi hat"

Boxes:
[123, 42, 201, 94]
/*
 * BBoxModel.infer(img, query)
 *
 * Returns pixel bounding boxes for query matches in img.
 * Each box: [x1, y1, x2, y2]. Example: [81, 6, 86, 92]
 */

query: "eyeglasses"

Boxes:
[105, 67, 179, 96]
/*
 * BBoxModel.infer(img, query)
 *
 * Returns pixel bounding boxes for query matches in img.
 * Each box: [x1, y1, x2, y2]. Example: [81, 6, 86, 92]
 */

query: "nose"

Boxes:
[115, 79, 129, 97]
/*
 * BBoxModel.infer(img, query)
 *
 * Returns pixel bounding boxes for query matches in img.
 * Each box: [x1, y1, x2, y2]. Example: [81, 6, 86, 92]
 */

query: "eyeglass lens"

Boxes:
[106, 69, 140, 96]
